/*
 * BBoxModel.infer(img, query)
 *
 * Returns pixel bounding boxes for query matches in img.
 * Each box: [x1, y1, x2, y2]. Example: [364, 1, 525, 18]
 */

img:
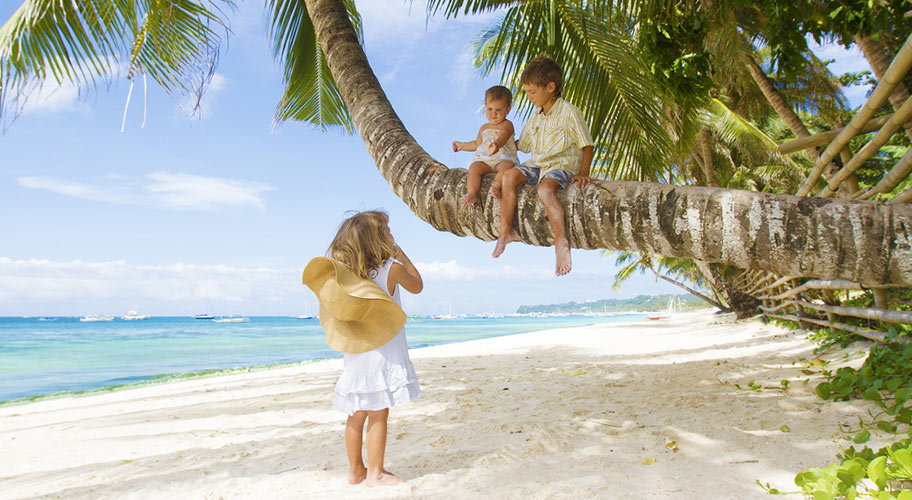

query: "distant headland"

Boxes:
[516, 294, 706, 314]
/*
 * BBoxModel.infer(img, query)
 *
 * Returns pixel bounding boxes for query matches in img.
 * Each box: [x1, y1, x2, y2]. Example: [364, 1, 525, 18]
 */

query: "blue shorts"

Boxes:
[515, 165, 574, 189]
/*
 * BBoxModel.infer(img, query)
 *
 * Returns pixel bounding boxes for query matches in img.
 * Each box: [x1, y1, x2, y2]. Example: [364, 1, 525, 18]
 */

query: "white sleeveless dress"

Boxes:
[333, 260, 421, 415]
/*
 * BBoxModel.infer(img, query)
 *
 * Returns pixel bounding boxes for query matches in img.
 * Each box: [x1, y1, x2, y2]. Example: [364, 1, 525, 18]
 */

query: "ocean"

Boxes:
[0, 314, 643, 404]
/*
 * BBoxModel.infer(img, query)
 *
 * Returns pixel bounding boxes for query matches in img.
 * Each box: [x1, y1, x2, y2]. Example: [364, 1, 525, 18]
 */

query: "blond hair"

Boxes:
[328, 210, 395, 280]
[520, 56, 563, 98]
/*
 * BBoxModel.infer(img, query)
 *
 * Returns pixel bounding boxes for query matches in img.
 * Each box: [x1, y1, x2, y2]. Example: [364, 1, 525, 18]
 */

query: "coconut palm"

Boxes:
[1, 0, 911, 288]
[610, 250, 728, 311]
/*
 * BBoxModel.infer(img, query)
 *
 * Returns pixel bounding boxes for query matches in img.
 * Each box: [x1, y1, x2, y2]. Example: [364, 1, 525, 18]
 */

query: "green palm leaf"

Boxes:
[704, 98, 799, 169]
[267, 0, 362, 131]
[0, 0, 231, 122]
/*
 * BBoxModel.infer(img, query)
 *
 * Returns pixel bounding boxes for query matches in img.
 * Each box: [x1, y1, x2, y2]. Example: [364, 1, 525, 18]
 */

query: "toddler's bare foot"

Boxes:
[462, 193, 478, 207]
[365, 470, 405, 487]
[348, 466, 367, 485]
[555, 238, 572, 276]
[492, 232, 516, 258]
[491, 183, 502, 200]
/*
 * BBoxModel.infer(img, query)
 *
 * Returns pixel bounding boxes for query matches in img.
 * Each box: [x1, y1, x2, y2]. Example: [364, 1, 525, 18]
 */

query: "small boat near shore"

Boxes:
[648, 296, 678, 320]
[80, 314, 114, 322]
[213, 315, 249, 323]
[121, 311, 150, 320]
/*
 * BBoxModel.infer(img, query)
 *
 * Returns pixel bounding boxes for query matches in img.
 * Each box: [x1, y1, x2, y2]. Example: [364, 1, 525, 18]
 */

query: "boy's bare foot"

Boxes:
[365, 470, 405, 487]
[491, 183, 502, 200]
[348, 466, 367, 485]
[492, 232, 516, 258]
[555, 238, 572, 276]
[462, 193, 477, 207]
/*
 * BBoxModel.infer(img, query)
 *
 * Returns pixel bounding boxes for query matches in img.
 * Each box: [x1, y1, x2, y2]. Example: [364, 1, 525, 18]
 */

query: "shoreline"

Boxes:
[0, 313, 650, 407]
[1, 309, 881, 499]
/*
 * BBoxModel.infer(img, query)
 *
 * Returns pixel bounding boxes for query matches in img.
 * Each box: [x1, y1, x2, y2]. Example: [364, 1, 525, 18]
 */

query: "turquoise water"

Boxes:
[0, 314, 643, 404]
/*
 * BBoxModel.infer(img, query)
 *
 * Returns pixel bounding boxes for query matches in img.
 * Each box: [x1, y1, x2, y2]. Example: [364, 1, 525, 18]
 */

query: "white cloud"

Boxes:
[0, 257, 299, 306]
[18, 172, 274, 211]
[809, 40, 872, 108]
[810, 41, 868, 75]
[145, 172, 272, 210]
[20, 80, 81, 115]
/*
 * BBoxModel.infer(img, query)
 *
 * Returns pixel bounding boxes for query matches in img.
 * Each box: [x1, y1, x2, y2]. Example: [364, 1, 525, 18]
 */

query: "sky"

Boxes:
[0, 1, 872, 317]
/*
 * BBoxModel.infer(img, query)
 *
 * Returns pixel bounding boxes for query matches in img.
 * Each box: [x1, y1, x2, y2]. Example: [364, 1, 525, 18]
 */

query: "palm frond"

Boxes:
[0, 0, 231, 122]
[704, 98, 802, 168]
[425, 0, 517, 19]
[267, 0, 362, 131]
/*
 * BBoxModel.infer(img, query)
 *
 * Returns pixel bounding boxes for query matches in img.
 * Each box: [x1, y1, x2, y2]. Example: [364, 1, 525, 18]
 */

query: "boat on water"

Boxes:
[121, 310, 150, 320]
[79, 314, 114, 322]
[213, 315, 249, 323]
[648, 296, 679, 320]
[296, 301, 315, 319]
[195, 298, 216, 319]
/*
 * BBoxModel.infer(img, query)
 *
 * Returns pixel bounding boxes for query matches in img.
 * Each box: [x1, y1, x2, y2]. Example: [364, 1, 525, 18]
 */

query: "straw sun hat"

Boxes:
[301, 257, 406, 354]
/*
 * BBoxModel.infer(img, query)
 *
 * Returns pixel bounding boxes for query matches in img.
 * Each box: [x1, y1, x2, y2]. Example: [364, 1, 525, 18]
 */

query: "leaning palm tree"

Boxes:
[610, 250, 727, 311]
[1, 0, 911, 288]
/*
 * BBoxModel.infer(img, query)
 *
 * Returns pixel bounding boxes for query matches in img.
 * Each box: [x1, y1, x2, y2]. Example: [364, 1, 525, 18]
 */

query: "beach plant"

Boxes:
[762, 318, 912, 498]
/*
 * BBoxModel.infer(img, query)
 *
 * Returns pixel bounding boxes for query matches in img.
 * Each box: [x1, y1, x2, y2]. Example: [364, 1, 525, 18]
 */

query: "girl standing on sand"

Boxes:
[303, 210, 423, 487]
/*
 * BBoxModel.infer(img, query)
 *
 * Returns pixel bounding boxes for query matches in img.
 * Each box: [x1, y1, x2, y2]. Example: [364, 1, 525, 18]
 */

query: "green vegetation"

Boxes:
[763, 290, 912, 499]
[516, 293, 706, 314]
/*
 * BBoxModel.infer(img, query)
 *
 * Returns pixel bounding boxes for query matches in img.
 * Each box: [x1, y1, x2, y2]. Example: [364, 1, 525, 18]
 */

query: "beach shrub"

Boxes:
[767, 332, 912, 497]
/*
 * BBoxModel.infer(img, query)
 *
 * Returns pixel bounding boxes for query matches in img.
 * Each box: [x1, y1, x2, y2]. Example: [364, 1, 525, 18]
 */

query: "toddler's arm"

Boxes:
[486, 120, 515, 155]
[453, 127, 484, 152]
[388, 245, 423, 295]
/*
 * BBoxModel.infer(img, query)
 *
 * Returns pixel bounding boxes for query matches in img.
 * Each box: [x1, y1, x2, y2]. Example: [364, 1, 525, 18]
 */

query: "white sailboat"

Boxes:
[213, 315, 249, 323]
[296, 301, 315, 319]
[648, 296, 678, 320]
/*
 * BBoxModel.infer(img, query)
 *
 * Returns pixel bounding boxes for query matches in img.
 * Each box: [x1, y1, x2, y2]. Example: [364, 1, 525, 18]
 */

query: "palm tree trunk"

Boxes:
[305, 0, 912, 287]
[645, 263, 728, 311]
[745, 58, 816, 156]
[855, 34, 912, 141]
[694, 261, 760, 318]
[700, 127, 718, 187]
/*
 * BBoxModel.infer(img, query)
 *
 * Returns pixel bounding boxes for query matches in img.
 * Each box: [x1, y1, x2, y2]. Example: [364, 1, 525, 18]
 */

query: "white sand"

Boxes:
[0, 309, 882, 499]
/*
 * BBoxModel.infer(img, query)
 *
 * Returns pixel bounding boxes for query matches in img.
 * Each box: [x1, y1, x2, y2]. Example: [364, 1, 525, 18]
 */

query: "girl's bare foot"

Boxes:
[348, 466, 367, 485]
[492, 232, 516, 258]
[462, 193, 478, 207]
[365, 470, 405, 487]
[491, 183, 502, 200]
[555, 238, 572, 276]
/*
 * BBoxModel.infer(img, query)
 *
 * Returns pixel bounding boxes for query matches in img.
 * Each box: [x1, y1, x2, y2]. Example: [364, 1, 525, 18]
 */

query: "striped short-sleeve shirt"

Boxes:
[517, 98, 594, 177]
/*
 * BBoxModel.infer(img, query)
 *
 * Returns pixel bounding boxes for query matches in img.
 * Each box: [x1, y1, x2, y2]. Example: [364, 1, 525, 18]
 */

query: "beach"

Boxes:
[0, 309, 880, 499]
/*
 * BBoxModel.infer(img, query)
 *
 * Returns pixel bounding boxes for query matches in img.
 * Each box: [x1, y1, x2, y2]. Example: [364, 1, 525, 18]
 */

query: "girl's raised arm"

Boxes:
[387, 245, 423, 295]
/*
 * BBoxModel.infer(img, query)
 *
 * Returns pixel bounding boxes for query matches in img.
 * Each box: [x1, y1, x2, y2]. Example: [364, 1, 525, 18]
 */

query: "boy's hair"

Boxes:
[328, 210, 395, 280]
[520, 56, 562, 98]
[485, 85, 512, 105]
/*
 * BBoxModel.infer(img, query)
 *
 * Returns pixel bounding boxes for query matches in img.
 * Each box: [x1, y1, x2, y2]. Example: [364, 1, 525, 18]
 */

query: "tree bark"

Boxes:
[306, 0, 912, 287]
[693, 260, 760, 318]
[746, 58, 818, 158]
[700, 127, 718, 187]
